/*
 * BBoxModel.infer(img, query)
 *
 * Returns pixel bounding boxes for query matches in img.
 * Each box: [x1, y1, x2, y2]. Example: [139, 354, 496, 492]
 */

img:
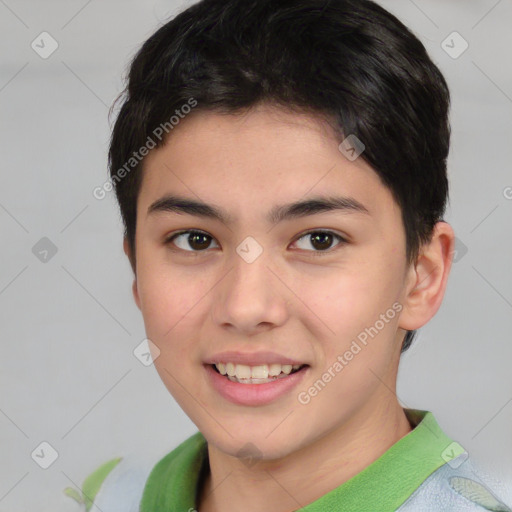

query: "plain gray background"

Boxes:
[1, 0, 511, 510]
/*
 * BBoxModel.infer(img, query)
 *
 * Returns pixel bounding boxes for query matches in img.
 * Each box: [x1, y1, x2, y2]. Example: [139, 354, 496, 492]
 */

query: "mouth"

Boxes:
[210, 362, 308, 384]
[205, 360, 310, 406]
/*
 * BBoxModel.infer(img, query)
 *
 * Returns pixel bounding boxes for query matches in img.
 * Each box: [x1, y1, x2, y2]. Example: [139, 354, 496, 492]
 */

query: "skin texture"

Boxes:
[123, 104, 455, 512]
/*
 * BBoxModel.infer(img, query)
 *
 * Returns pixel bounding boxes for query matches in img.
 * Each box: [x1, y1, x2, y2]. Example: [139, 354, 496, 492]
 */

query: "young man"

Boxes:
[65, 0, 511, 510]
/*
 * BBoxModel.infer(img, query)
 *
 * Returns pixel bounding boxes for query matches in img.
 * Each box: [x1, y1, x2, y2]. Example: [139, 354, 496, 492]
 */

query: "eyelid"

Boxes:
[164, 229, 210, 242]
[164, 229, 219, 252]
[291, 229, 348, 254]
[293, 228, 348, 242]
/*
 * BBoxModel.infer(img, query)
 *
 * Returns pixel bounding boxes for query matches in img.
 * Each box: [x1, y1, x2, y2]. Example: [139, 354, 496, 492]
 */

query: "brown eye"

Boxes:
[293, 231, 346, 253]
[166, 230, 219, 252]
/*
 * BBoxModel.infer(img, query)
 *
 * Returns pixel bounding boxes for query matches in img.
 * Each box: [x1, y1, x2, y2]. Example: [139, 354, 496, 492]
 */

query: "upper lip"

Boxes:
[205, 351, 307, 366]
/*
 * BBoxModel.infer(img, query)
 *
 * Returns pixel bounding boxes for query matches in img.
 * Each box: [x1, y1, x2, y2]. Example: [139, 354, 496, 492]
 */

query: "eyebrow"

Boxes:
[147, 194, 370, 225]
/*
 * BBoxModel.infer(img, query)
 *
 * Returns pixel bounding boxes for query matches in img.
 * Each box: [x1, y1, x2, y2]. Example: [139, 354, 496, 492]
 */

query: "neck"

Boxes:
[198, 396, 412, 512]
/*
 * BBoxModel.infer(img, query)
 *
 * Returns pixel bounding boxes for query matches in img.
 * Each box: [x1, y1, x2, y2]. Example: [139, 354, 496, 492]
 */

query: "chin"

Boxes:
[203, 422, 304, 462]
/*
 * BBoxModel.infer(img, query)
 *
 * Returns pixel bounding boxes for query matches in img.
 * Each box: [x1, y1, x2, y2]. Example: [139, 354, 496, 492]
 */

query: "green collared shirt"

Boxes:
[139, 409, 456, 511]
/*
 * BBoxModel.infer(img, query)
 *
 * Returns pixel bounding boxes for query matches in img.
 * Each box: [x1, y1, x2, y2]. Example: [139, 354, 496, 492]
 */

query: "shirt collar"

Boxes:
[140, 409, 453, 511]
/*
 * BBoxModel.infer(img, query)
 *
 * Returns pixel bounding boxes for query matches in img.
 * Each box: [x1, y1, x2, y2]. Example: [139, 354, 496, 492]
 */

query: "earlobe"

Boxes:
[398, 222, 455, 331]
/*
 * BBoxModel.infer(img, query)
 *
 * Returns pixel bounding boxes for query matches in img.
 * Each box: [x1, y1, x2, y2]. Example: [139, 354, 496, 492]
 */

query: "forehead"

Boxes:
[138, 105, 401, 226]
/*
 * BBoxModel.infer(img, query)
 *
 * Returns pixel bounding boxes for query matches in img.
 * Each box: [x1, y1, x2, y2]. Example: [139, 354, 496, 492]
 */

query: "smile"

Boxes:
[212, 362, 306, 384]
[206, 362, 309, 406]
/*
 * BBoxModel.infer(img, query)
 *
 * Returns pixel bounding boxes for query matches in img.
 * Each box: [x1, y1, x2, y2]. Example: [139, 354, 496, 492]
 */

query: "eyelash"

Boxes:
[163, 229, 348, 257]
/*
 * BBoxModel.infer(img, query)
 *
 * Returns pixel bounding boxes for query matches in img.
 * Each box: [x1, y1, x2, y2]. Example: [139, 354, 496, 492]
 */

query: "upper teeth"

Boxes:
[215, 363, 302, 379]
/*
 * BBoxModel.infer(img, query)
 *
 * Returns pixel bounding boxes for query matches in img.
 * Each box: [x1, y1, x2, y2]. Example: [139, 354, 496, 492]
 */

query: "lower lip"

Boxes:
[204, 364, 309, 406]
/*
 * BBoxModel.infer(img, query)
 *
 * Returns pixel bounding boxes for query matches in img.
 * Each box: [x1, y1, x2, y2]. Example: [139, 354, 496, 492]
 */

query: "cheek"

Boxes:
[136, 263, 201, 352]
[301, 264, 401, 361]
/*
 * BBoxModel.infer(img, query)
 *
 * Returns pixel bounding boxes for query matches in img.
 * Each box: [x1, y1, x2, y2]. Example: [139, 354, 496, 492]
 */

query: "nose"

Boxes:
[211, 249, 290, 336]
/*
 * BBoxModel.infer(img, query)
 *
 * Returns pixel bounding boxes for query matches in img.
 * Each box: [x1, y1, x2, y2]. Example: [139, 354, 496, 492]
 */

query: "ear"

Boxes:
[123, 237, 141, 311]
[399, 221, 455, 331]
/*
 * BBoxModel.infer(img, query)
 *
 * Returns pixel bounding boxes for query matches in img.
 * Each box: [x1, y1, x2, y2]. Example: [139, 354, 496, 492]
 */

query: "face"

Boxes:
[128, 104, 419, 460]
